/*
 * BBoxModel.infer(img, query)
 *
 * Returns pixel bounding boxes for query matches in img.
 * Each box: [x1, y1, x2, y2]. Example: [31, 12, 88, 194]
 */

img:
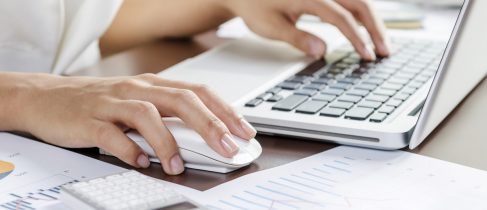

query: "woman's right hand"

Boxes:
[0, 72, 256, 175]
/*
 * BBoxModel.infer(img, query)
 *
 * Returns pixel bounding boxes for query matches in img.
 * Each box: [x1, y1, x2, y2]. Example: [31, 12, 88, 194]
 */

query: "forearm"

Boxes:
[0, 72, 27, 131]
[100, 0, 234, 55]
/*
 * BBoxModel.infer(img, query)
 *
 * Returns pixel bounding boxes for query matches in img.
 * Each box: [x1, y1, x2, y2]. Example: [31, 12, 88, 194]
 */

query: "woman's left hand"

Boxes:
[223, 0, 390, 60]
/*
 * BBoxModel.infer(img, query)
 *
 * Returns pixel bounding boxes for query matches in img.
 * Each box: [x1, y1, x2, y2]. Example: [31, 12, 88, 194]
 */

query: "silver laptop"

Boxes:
[158, 0, 486, 150]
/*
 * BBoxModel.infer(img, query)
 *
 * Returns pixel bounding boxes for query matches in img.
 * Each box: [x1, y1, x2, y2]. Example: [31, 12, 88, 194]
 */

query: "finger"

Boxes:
[337, 0, 390, 56]
[137, 74, 256, 141]
[90, 121, 150, 168]
[264, 14, 326, 58]
[190, 84, 257, 140]
[298, 0, 375, 60]
[118, 83, 240, 158]
[99, 99, 184, 175]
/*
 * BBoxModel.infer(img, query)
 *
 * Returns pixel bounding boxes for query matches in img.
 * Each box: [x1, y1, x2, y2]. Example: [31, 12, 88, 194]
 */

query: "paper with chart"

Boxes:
[0, 133, 126, 210]
[188, 146, 487, 210]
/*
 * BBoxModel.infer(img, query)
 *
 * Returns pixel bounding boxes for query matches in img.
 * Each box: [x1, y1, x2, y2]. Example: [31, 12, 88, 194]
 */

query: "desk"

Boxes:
[73, 31, 487, 191]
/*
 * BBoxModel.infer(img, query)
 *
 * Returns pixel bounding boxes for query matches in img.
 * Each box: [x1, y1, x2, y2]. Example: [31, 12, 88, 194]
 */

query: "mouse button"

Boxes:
[164, 125, 208, 149]
[230, 152, 255, 165]
[179, 149, 228, 167]
[235, 139, 262, 158]
[126, 132, 145, 142]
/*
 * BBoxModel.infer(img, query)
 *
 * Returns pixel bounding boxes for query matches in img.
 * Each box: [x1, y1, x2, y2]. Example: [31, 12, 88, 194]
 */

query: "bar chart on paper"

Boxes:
[200, 146, 487, 210]
[0, 133, 126, 210]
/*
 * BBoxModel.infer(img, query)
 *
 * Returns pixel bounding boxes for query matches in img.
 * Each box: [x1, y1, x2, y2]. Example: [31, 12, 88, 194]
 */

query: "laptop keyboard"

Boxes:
[244, 38, 446, 123]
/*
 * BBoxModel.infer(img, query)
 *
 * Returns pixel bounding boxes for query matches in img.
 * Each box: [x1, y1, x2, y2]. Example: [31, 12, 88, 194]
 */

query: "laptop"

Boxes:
[158, 0, 486, 150]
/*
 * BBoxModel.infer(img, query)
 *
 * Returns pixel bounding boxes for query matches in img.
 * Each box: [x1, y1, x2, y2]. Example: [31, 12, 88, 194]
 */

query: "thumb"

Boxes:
[94, 122, 150, 168]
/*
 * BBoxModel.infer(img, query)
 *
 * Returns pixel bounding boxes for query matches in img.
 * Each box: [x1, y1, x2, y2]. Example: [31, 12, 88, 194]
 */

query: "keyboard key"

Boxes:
[363, 78, 384, 85]
[311, 78, 332, 84]
[370, 113, 388, 122]
[303, 83, 327, 90]
[381, 62, 403, 70]
[322, 88, 344, 96]
[402, 87, 417, 95]
[344, 107, 374, 120]
[357, 100, 382, 109]
[294, 88, 318, 96]
[409, 81, 424, 88]
[395, 71, 416, 79]
[278, 82, 301, 90]
[373, 88, 397, 97]
[386, 99, 402, 107]
[375, 66, 397, 74]
[335, 62, 350, 69]
[346, 89, 369, 97]
[329, 101, 354, 110]
[266, 87, 281, 95]
[388, 77, 410, 85]
[366, 94, 389, 102]
[267, 94, 283, 102]
[320, 107, 346, 117]
[381, 82, 403, 91]
[329, 67, 345, 74]
[296, 101, 328, 114]
[329, 82, 352, 90]
[313, 94, 336, 102]
[394, 93, 410, 101]
[338, 95, 362, 103]
[405, 63, 427, 71]
[256, 93, 273, 101]
[245, 99, 263, 107]
[402, 66, 423, 74]
[415, 75, 430, 83]
[355, 83, 377, 91]
[272, 95, 308, 111]
[369, 73, 390, 80]
[337, 77, 360, 84]
[286, 76, 312, 84]
[378, 105, 395, 114]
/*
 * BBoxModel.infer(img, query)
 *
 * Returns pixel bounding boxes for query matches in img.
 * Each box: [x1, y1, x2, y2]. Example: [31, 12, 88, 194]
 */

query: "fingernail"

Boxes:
[136, 154, 150, 168]
[221, 133, 239, 154]
[240, 119, 256, 138]
[377, 42, 390, 56]
[362, 47, 376, 61]
[308, 38, 324, 59]
[170, 154, 184, 174]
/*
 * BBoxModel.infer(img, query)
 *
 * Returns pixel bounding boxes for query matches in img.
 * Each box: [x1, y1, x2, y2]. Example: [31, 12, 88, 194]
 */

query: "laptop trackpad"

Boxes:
[158, 38, 310, 104]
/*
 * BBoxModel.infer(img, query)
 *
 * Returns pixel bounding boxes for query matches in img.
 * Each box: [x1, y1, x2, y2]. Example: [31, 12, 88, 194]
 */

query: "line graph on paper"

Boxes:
[203, 146, 487, 210]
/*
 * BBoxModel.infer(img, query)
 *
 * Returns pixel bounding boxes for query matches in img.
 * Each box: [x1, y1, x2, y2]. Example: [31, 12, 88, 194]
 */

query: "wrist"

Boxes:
[0, 72, 55, 132]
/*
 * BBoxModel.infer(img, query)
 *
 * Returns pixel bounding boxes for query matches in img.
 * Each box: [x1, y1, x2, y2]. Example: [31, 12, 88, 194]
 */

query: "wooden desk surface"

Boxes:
[73, 32, 487, 191]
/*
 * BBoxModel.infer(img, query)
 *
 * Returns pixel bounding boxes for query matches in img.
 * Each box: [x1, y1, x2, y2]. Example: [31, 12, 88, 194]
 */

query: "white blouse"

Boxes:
[0, 0, 122, 75]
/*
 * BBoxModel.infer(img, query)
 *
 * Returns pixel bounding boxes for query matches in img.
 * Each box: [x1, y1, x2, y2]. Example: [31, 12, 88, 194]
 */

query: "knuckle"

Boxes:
[175, 89, 198, 103]
[131, 101, 158, 116]
[205, 117, 226, 135]
[114, 78, 141, 92]
[192, 83, 212, 95]
[137, 73, 158, 81]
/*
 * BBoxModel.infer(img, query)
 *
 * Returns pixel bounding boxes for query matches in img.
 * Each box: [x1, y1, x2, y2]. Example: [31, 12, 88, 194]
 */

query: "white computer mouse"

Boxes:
[126, 118, 262, 173]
